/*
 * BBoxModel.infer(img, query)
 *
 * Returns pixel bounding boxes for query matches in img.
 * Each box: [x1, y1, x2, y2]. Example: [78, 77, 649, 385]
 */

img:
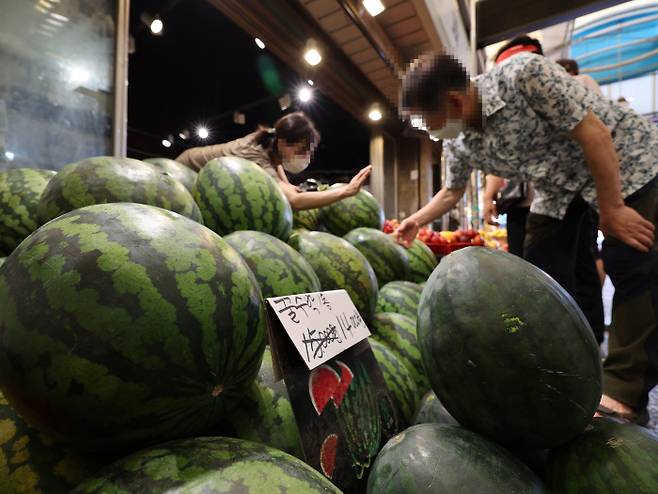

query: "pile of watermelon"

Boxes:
[1, 155, 655, 493]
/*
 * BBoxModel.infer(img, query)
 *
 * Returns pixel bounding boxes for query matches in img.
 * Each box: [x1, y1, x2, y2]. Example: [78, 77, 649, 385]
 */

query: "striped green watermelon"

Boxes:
[0, 203, 266, 450]
[419, 247, 601, 449]
[367, 424, 548, 494]
[0, 392, 109, 494]
[413, 390, 458, 426]
[293, 207, 320, 230]
[288, 231, 378, 322]
[144, 157, 197, 192]
[71, 437, 342, 493]
[224, 230, 320, 299]
[319, 186, 384, 237]
[406, 239, 437, 283]
[343, 228, 409, 286]
[0, 258, 4, 269]
[371, 313, 429, 393]
[375, 281, 423, 319]
[547, 418, 658, 493]
[0, 168, 56, 256]
[217, 347, 303, 458]
[193, 156, 292, 240]
[369, 339, 418, 427]
[37, 157, 202, 224]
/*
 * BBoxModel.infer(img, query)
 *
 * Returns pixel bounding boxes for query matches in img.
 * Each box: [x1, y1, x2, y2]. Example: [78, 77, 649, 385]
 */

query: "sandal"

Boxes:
[596, 404, 650, 427]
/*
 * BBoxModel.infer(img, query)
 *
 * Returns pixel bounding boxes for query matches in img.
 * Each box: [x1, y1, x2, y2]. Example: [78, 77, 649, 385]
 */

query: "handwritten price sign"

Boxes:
[267, 290, 371, 370]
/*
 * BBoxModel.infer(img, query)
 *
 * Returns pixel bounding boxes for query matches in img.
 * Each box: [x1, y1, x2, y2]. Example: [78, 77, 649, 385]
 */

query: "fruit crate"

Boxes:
[425, 241, 485, 256]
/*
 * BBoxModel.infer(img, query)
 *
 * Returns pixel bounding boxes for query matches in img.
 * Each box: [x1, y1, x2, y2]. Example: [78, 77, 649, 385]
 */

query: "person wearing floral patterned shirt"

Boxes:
[396, 51, 658, 425]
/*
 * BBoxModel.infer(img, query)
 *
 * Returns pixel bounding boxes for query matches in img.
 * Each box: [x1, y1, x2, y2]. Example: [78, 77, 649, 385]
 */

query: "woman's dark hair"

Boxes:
[556, 58, 579, 75]
[255, 112, 320, 155]
[494, 35, 544, 63]
[399, 52, 469, 116]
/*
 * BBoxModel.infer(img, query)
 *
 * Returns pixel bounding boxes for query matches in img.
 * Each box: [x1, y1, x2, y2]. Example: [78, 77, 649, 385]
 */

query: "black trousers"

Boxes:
[523, 195, 605, 345]
[506, 206, 530, 257]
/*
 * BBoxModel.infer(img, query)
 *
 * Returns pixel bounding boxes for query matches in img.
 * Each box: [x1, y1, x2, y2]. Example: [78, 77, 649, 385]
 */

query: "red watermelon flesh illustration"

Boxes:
[320, 433, 339, 479]
[332, 361, 354, 407]
[309, 365, 341, 415]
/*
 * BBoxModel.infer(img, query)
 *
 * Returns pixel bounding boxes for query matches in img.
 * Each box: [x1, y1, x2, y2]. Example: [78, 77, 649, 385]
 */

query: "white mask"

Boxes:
[428, 119, 465, 140]
[282, 155, 310, 174]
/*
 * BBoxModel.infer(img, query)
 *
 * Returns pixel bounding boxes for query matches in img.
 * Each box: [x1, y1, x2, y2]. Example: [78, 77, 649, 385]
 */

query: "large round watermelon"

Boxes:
[0, 392, 108, 494]
[343, 228, 409, 286]
[0, 168, 56, 256]
[406, 239, 437, 283]
[293, 207, 320, 230]
[375, 280, 423, 319]
[217, 347, 303, 458]
[413, 390, 458, 426]
[369, 339, 418, 427]
[0, 203, 266, 450]
[289, 231, 378, 322]
[367, 424, 548, 493]
[419, 247, 602, 449]
[319, 186, 384, 237]
[547, 418, 658, 493]
[371, 312, 429, 393]
[224, 230, 320, 299]
[37, 157, 202, 224]
[71, 437, 342, 493]
[144, 157, 197, 192]
[0, 258, 4, 269]
[193, 156, 292, 240]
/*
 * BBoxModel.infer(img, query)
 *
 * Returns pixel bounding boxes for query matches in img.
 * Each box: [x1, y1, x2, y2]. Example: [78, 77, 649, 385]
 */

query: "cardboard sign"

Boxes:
[267, 290, 371, 369]
[265, 294, 402, 494]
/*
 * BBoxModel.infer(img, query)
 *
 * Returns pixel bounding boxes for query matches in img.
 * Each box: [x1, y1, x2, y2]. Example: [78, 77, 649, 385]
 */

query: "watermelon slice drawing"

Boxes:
[332, 361, 354, 406]
[320, 433, 339, 479]
[309, 365, 341, 415]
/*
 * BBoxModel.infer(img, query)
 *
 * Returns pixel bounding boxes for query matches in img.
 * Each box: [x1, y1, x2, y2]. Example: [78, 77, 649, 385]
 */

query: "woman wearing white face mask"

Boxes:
[176, 112, 372, 211]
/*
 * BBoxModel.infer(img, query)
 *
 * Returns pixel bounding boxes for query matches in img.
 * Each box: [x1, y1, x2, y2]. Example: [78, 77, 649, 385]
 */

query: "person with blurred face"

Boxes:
[177, 112, 372, 210]
[396, 50, 658, 426]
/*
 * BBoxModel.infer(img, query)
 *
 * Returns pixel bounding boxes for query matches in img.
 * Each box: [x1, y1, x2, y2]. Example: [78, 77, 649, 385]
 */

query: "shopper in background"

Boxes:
[176, 111, 372, 211]
[483, 35, 541, 257]
[556, 58, 603, 95]
[396, 50, 658, 425]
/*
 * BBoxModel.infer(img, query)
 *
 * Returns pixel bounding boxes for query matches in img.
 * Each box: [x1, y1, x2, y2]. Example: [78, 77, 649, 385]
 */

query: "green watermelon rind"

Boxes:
[406, 239, 437, 283]
[375, 281, 423, 319]
[319, 186, 384, 237]
[144, 157, 198, 192]
[343, 227, 410, 286]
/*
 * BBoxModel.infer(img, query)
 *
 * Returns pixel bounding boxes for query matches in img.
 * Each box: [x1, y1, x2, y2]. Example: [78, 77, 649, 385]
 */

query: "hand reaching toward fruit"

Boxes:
[341, 165, 372, 198]
[483, 198, 498, 225]
[395, 218, 419, 248]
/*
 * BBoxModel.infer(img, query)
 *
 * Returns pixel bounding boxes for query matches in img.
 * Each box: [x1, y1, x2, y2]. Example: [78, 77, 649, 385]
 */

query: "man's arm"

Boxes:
[395, 186, 466, 247]
[570, 110, 654, 251]
[483, 175, 505, 224]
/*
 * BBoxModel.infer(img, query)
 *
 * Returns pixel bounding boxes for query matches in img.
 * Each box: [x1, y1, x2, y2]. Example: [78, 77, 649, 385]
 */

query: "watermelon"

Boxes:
[217, 347, 303, 458]
[419, 247, 602, 449]
[71, 436, 342, 493]
[293, 207, 320, 230]
[369, 339, 418, 427]
[193, 156, 292, 240]
[319, 186, 384, 237]
[343, 228, 409, 286]
[406, 239, 437, 283]
[375, 280, 423, 319]
[144, 157, 197, 192]
[289, 231, 378, 322]
[0, 168, 56, 256]
[37, 157, 202, 224]
[367, 424, 548, 493]
[0, 203, 266, 450]
[371, 312, 429, 393]
[0, 258, 4, 269]
[0, 392, 109, 494]
[413, 390, 458, 426]
[547, 418, 658, 493]
[224, 230, 321, 299]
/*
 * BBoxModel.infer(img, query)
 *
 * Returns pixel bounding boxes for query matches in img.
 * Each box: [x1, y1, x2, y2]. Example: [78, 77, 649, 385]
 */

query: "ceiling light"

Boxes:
[368, 108, 383, 121]
[50, 12, 69, 22]
[162, 139, 172, 148]
[304, 41, 322, 66]
[410, 116, 425, 129]
[45, 17, 64, 26]
[179, 130, 189, 140]
[69, 67, 89, 84]
[363, 0, 386, 16]
[197, 127, 209, 139]
[5, 151, 15, 161]
[38, 0, 53, 9]
[255, 38, 266, 49]
[308, 80, 314, 86]
[150, 18, 163, 35]
[298, 87, 313, 103]
[430, 136, 440, 142]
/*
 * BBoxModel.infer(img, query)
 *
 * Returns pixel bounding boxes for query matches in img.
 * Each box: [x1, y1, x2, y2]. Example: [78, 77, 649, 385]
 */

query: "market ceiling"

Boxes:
[476, 0, 633, 47]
